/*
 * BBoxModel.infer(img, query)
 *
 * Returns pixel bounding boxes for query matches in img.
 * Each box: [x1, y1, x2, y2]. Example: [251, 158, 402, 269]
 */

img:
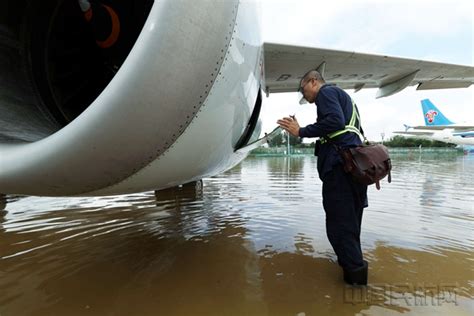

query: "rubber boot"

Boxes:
[343, 260, 368, 286]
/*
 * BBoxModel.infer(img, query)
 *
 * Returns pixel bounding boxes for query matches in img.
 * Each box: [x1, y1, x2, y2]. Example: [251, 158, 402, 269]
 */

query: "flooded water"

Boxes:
[0, 154, 473, 316]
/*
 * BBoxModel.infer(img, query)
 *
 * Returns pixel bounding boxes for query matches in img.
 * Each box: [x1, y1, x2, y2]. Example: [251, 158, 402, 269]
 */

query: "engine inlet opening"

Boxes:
[28, 0, 154, 124]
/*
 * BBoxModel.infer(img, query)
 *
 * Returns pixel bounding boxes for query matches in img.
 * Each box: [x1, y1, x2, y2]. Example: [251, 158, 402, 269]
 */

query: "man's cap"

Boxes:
[298, 75, 309, 105]
[298, 91, 308, 105]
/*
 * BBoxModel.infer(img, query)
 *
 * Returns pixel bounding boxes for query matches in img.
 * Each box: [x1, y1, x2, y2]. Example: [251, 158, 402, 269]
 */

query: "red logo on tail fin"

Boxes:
[425, 110, 438, 123]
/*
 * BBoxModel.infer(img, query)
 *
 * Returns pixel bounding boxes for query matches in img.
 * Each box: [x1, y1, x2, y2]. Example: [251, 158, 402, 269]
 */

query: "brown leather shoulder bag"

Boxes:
[338, 143, 392, 190]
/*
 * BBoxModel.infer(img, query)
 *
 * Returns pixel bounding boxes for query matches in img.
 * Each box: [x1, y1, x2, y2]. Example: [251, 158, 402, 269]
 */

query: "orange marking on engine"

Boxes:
[84, 8, 93, 22]
[96, 4, 120, 49]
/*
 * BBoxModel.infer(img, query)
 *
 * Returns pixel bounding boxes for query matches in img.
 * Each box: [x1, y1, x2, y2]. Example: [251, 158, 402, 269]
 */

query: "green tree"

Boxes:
[384, 135, 456, 148]
[268, 131, 304, 147]
[268, 131, 284, 147]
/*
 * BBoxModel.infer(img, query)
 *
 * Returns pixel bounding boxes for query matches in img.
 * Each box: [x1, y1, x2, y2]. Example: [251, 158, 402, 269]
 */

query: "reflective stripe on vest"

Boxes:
[320, 99, 363, 144]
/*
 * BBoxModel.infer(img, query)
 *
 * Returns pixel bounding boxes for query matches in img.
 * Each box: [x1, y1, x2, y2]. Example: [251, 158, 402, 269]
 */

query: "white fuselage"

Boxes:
[428, 130, 474, 146]
[405, 129, 474, 146]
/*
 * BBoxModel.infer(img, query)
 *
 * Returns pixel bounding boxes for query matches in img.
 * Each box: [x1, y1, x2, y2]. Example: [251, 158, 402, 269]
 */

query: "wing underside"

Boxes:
[263, 43, 474, 98]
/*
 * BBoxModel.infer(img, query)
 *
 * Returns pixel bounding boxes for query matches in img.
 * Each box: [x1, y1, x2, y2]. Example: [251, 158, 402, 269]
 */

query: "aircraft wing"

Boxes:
[407, 125, 474, 131]
[263, 43, 474, 98]
[394, 131, 435, 136]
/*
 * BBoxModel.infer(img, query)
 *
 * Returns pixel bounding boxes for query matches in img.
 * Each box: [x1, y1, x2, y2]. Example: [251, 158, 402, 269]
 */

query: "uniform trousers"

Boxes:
[322, 163, 368, 271]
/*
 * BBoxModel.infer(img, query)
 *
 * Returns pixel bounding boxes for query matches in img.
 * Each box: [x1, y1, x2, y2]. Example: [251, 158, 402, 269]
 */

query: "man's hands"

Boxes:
[277, 115, 300, 137]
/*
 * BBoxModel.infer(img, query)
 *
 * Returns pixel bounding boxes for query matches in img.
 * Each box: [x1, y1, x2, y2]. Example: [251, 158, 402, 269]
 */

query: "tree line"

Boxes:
[268, 133, 455, 148]
[381, 135, 455, 147]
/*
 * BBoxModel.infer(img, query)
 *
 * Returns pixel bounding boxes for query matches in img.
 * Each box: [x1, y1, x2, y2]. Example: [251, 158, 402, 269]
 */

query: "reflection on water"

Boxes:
[0, 155, 472, 315]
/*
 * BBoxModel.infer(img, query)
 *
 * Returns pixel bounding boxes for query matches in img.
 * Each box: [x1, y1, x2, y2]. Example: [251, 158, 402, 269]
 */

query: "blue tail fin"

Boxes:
[421, 99, 454, 126]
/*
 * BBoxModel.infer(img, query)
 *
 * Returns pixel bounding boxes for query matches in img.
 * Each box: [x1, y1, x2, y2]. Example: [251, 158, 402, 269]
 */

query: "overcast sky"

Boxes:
[258, 0, 473, 141]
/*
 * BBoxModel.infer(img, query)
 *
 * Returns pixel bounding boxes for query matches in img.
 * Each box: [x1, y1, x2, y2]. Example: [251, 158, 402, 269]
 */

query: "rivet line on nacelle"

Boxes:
[90, 1, 241, 193]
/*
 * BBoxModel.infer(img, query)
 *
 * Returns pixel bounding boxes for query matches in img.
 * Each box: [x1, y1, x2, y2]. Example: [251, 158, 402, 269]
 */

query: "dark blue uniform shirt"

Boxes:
[298, 84, 363, 180]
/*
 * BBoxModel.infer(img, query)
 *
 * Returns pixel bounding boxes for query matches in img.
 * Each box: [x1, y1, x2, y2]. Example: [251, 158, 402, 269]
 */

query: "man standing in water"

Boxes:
[277, 70, 369, 285]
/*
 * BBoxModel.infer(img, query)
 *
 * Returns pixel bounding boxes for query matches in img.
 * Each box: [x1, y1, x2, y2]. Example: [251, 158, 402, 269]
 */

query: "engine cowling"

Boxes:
[0, 0, 264, 196]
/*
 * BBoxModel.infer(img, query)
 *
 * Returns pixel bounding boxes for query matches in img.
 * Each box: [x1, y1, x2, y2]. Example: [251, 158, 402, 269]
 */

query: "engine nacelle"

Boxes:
[0, 0, 264, 196]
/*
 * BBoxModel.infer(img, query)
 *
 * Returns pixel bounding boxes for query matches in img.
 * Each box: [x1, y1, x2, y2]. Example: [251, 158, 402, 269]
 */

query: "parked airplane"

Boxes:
[394, 99, 474, 146]
[1, 0, 474, 196]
